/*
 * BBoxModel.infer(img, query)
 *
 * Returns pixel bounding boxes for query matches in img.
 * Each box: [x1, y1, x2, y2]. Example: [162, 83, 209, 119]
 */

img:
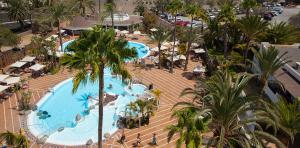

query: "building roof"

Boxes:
[65, 15, 142, 30]
[271, 44, 300, 98]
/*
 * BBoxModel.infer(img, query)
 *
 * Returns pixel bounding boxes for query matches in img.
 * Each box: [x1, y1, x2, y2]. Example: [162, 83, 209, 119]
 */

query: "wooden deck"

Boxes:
[0, 36, 204, 147]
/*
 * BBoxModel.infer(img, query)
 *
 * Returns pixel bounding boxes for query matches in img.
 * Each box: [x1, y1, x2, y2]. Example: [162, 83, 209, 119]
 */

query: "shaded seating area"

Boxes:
[193, 65, 206, 78]
[0, 73, 21, 102]
[7, 61, 29, 76]
[191, 48, 206, 61]
[0, 85, 11, 101]
[29, 63, 46, 78]
[4, 56, 47, 78]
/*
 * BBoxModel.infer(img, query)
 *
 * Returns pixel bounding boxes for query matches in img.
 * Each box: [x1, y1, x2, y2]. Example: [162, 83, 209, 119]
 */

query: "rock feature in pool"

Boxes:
[27, 70, 148, 146]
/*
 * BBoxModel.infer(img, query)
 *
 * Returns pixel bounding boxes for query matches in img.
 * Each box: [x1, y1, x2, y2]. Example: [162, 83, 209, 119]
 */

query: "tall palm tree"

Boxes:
[61, 27, 137, 148]
[217, 1, 236, 60]
[259, 97, 300, 146]
[0, 130, 29, 148]
[252, 46, 289, 95]
[240, 0, 259, 17]
[183, 3, 199, 71]
[104, 2, 116, 28]
[6, 0, 30, 30]
[174, 70, 286, 148]
[167, 108, 210, 148]
[264, 22, 300, 44]
[73, 0, 95, 16]
[238, 15, 269, 67]
[150, 27, 171, 69]
[47, 2, 74, 52]
[166, 0, 183, 73]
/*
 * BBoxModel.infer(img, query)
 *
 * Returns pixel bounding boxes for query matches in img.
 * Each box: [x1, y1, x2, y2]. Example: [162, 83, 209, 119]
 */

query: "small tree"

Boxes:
[0, 25, 20, 49]
[149, 27, 171, 69]
[142, 11, 157, 32]
[252, 46, 289, 96]
[264, 22, 300, 44]
[18, 91, 32, 111]
[0, 130, 29, 148]
[6, 0, 30, 30]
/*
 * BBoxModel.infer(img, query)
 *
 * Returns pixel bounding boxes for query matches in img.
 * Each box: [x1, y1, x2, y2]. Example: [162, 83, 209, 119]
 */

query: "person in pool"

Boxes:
[108, 84, 113, 89]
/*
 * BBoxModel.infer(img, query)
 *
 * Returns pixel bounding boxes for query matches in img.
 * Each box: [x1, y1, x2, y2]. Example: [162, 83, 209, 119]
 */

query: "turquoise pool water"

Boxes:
[27, 70, 147, 145]
[59, 40, 150, 59]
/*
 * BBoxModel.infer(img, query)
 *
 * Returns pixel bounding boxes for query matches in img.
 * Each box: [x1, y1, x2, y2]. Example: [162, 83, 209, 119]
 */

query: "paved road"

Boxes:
[271, 7, 300, 23]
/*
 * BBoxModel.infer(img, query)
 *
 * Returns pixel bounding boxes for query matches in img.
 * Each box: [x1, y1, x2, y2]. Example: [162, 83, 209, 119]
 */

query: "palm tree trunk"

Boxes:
[223, 23, 228, 60]
[99, 0, 101, 13]
[83, 7, 86, 16]
[111, 12, 114, 28]
[158, 43, 161, 69]
[246, 8, 250, 18]
[203, 46, 213, 76]
[98, 64, 104, 148]
[244, 40, 250, 70]
[170, 15, 177, 73]
[19, 20, 25, 31]
[201, 21, 204, 33]
[57, 20, 63, 52]
[184, 16, 194, 71]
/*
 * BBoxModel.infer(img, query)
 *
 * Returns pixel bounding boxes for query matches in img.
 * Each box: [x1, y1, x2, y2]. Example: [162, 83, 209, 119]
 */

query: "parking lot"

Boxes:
[271, 7, 300, 23]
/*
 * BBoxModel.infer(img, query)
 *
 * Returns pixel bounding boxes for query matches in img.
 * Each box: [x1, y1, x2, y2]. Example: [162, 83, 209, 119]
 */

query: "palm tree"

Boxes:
[166, 0, 183, 73]
[240, 0, 259, 17]
[47, 2, 74, 52]
[6, 0, 30, 30]
[61, 27, 137, 148]
[150, 89, 162, 106]
[0, 130, 29, 148]
[183, 3, 201, 71]
[149, 27, 171, 69]
[217, 1, 236, 60]
[259, 97, 300, 146]
[174, 70, 286, 148]
[237, 15, 269, 67]
[252, 46, 289, 95]
[104, 2, 116, 28]
[73, 0, 95, 16]
[167, 108, 210, 148]
[0, 25, 20, 49]
[30, 35, 57, 68]
[264, 22, 300, 44]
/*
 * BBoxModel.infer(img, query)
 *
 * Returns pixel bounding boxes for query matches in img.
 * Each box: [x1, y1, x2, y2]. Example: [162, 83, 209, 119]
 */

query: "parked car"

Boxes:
[263, 13, 272, 21]
[272, 7, 283, 14]
[176, 21, 189, 26]
[271, 11, 279, 16]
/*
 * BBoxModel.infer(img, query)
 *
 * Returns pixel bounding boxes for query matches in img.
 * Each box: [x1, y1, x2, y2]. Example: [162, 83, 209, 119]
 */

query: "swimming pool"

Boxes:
[27, 68, 148, 146]
[58, 40, 150, 59]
